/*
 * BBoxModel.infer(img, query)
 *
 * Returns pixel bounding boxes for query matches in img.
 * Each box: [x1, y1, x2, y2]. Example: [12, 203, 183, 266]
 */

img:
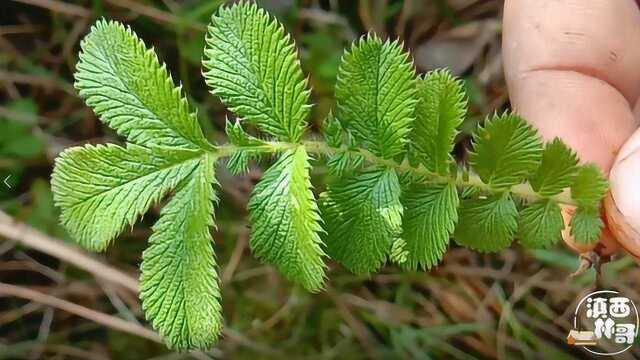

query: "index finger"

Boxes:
[503, 0, 640, 172]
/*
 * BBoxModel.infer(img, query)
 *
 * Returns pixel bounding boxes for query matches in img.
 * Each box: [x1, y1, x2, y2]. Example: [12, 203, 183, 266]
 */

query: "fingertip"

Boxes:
[503, 0, 640, 102]
[606, 130, 640, 259]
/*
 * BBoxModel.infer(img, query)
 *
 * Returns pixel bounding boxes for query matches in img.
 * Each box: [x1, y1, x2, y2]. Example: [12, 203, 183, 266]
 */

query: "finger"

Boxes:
[606, 115, 640, 259]
[504, 0, 640, 105]
[502, 0, 640, 253]
[503, 0, 640, 170]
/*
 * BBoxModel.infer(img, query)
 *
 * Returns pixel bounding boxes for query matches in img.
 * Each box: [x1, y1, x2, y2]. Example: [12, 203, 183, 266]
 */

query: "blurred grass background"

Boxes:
[1, 0, 640, 359]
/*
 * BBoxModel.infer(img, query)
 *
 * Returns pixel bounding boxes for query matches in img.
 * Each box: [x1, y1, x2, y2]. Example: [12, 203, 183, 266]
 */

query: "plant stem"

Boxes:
[215, 140, 576, 206]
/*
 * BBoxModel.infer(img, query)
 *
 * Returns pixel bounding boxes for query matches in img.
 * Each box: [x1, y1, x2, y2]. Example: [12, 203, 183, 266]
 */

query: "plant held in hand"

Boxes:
[51, 1, 608, 350]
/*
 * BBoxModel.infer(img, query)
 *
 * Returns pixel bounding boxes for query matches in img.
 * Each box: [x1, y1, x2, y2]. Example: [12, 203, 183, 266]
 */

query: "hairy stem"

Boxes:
[215, 140, 575, 206]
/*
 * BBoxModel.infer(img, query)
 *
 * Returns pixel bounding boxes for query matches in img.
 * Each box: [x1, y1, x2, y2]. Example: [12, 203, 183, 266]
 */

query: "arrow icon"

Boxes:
[3, 175, 11, 189]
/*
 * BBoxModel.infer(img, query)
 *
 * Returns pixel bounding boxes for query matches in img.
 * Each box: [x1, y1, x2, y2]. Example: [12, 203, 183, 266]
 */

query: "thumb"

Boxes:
[605, 120, 640, 260]
[502, 0, 640, 254]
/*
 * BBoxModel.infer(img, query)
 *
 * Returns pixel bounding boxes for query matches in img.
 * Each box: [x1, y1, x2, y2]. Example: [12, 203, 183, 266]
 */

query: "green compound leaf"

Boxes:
[51, 144, 202, 251]
[454, 193, 518, 252]
[470, 113, 543, 190]
[571, 164, 608, 209]
[410, 69, 466, 174]
[401, 182, 458, 270]
[248, 147, 327, 291]
[321, 167, 403, 274]
[203, 2, 311, 142]
[140, 154, 222, 350]
[518, 200, 564, 248]
[55, 3, 621, 352]
[75, 19, 210, 150]
[529, 138, 578, 197]
[335, 35, 417, 159]
[570, 207, 604, 244]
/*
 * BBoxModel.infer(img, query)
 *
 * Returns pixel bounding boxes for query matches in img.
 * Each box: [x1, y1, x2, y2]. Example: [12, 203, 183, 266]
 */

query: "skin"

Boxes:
[502, 0, 640, 258]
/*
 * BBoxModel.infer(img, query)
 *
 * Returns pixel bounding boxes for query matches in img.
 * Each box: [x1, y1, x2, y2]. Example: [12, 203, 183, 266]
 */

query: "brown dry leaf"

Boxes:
[413, 19, 500, 75]
[435, 288, 476, 322]
[343, 294, 414, 325]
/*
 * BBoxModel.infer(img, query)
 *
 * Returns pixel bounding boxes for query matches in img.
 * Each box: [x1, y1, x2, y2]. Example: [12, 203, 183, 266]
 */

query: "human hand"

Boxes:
[502, 0, 640, 259]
